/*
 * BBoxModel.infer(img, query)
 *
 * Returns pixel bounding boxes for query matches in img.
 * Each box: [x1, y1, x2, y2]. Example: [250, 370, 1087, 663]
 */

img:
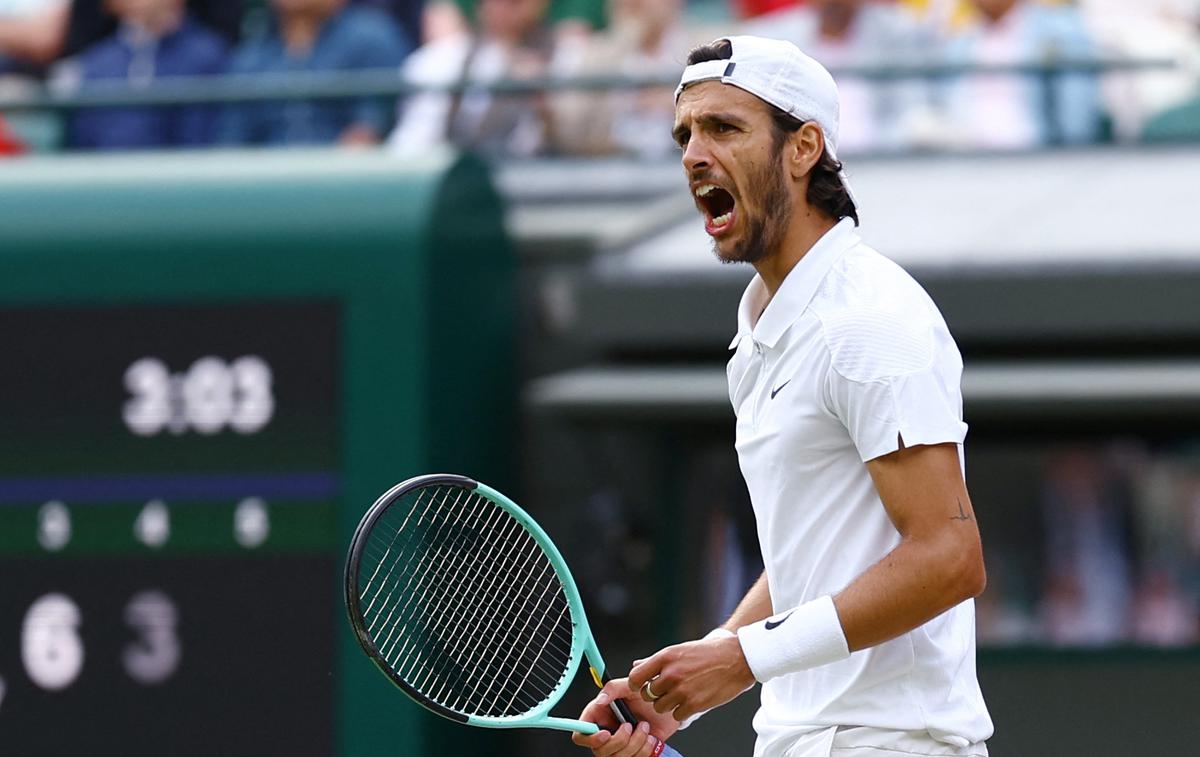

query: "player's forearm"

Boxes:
[735, 526, 984, 682]
[833, 529, 986, 652]
[720, 571, 772, 631]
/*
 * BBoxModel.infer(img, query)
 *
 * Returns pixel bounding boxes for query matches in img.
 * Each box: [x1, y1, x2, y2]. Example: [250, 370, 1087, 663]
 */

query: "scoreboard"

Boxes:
[0, 151, 515, 756]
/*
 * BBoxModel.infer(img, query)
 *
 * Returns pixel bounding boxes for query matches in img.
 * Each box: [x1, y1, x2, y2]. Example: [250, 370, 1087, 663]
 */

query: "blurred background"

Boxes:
[1, 0, 1199, 755]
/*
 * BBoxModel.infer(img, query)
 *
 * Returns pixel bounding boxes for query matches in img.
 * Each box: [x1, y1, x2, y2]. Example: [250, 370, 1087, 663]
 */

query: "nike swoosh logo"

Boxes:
[765, 611, 794, 630]
[770, 380, 791, 399]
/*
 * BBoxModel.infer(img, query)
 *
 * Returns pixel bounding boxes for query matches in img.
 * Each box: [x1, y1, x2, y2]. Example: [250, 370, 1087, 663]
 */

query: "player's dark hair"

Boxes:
[768, 109, 859, 226]
[685, 39, 734, 66]
[684, 40, 860, 226]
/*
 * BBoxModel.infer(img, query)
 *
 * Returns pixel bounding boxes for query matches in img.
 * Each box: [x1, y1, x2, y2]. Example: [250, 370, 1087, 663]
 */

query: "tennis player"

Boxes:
[572, 36, 993, 757]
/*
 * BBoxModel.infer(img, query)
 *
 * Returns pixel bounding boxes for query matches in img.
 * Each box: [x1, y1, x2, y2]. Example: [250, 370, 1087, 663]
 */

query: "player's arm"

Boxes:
[627, 442, 985, 720]
[718, 570, 773, 631]
[834, 441, 985, 650]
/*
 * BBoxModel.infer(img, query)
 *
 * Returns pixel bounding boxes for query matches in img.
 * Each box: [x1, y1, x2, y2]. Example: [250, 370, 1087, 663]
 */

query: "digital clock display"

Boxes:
[0, 302, 341, 755]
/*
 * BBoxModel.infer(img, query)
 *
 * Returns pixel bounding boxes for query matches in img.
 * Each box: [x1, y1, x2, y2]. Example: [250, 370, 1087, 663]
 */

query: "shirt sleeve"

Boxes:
[822, 309, 967, 462]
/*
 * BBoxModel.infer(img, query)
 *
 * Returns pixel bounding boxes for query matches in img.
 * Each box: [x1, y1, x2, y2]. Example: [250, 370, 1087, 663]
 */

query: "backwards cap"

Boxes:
[676, 35, 845, 163]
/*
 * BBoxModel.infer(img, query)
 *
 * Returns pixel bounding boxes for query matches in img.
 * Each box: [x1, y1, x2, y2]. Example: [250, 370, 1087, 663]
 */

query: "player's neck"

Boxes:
[754, 210, 838, 296]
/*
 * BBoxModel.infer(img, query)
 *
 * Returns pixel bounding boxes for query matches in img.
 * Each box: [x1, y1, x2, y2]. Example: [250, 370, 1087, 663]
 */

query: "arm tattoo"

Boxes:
[950, 497, 971, 522]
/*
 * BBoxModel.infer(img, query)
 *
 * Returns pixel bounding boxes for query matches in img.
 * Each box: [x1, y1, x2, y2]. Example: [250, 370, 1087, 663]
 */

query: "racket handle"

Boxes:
[610, 697, 638, 725]
[607, 695, 686, 757]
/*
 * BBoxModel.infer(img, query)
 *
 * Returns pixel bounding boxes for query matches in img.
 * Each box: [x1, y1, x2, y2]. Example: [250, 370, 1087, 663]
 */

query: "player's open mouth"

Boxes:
[695, 183, 736, 236]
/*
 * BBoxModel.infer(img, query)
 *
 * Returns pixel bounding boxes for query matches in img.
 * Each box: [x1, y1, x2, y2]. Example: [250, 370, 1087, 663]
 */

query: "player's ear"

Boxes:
[787, 122, 824, 181]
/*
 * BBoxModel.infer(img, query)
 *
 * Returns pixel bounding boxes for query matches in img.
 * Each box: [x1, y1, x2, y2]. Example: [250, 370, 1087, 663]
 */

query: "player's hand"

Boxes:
[628, 634, 755, 722]
[571, 679, 678, 755]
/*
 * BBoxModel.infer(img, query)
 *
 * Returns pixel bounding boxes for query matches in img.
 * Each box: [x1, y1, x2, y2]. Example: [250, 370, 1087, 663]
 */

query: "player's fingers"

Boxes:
[600, 678, 638, 702]
[579, 690, 621, 731]
[571, 729, 611, 750]
[651, 682, 687, 715]
[627, 650, 667, 690]
[637, 674, 667, 704]
[613, 721, 653, 757]
[671, 699, 699, 724]
[593, 722, 634, 757]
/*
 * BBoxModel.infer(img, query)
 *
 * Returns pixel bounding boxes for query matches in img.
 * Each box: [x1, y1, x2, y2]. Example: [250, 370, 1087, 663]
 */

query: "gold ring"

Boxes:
[642, 678, 663, 701]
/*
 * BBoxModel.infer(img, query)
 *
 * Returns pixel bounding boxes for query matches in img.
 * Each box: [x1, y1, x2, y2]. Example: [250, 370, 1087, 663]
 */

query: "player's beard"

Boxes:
[714, 150, 793, 266]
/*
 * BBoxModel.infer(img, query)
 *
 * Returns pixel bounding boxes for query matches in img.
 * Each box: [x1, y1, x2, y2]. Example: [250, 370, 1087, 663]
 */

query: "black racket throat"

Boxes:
[600, 672, 639, 728]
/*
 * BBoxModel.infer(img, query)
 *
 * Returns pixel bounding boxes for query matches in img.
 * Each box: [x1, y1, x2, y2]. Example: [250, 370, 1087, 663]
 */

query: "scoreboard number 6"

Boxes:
[21, 594, 84, 691]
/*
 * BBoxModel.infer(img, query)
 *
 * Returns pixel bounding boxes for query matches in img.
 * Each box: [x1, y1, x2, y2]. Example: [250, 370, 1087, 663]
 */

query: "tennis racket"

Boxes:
[344, 473, 683, 755]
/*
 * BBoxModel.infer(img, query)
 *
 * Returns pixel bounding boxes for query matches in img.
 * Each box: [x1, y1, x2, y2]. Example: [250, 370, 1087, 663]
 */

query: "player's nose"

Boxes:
[682, 135, 711, 174]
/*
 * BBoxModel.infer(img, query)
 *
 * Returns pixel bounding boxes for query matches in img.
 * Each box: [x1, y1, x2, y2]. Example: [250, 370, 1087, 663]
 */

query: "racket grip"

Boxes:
[607, 697, 686, 757]
[601, 674, 686, 756]
[611, 697, 638, 725]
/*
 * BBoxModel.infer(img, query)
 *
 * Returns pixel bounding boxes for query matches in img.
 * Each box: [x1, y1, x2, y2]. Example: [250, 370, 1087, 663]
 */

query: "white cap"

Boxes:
[675, 35, 856, 208]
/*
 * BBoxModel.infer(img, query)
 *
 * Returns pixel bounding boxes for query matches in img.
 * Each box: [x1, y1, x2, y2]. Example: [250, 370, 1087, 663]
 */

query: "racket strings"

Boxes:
[360, 496, 571, 705]
[364, 491, 566, 680]
[408, 501, 574, 714]
[416, 533, 567, 707]
[397, 514, 567, 704]
[355, 483, 576, 719]
[365, 487, 488, 655]
[378, 492, 573, 715]
[359, 485, 444, 618]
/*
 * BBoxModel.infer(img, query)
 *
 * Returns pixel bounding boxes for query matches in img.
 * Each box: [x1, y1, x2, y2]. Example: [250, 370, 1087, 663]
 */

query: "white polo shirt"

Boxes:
[727, 218, 993, 754]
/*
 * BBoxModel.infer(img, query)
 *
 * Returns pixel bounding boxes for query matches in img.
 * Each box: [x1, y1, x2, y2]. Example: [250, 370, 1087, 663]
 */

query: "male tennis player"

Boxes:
[572, 36, 993, 757]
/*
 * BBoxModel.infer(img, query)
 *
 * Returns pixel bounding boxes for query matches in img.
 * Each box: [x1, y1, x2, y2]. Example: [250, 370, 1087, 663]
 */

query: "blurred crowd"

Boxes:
[1, 0, 1199, 155]
[976, 441, 1200, 648]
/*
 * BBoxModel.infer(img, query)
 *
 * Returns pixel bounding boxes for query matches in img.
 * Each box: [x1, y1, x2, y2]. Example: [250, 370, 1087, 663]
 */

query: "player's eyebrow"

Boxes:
[696, 112, 749, 129]
[672, 111, 750, 145]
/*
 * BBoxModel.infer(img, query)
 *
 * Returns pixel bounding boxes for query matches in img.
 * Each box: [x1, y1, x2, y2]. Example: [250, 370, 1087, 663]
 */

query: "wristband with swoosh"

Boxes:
[736, 595, 850, 682]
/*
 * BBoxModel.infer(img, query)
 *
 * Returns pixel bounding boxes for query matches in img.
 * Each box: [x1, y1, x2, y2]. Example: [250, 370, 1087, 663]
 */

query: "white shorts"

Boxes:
[768, 726, 988, 757]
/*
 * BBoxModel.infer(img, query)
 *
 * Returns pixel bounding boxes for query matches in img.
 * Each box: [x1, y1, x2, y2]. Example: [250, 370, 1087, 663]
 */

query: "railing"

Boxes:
[0, 58, 1177, 112]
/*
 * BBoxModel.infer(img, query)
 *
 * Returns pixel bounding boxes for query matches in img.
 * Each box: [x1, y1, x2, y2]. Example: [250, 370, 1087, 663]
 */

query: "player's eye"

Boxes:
[715, 122, 735, 134]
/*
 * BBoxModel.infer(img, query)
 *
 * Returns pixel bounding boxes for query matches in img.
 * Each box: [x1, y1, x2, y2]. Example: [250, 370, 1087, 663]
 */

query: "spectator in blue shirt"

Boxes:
[64, 0, 228, 149]
[219, 0, 411, 146]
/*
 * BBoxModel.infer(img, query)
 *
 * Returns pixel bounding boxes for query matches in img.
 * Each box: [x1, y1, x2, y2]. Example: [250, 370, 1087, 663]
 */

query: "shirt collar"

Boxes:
[730, 217, 859, 350]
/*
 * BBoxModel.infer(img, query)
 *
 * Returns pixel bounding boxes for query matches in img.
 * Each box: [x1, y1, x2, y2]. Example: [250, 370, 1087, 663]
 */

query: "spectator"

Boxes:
[448, 0, 605, 35]
[735, 0, 802, 19]
[0, 0, 69, 74]
[59, 0, 241, 60]
[1078, 0, 1200, 141]
[220, 0, 411, 146]
[548, 0, 719, 157]
[743, 0, 940, 154]
[353, 0, 424, 47]
[388, 0, 553, 156]
[941, 0, 1104, 149]
[61, 0, 228, 149]
[1037, 448, 1136, 645]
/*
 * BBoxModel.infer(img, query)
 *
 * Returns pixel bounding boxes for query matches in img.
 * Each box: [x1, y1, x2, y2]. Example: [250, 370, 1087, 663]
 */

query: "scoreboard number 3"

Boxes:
[123, 355, 275, 436]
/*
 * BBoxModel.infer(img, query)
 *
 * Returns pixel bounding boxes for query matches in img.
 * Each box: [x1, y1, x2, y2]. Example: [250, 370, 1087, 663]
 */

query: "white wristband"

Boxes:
[677, 627, 739, 731]
[736, 595, 850, 682]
